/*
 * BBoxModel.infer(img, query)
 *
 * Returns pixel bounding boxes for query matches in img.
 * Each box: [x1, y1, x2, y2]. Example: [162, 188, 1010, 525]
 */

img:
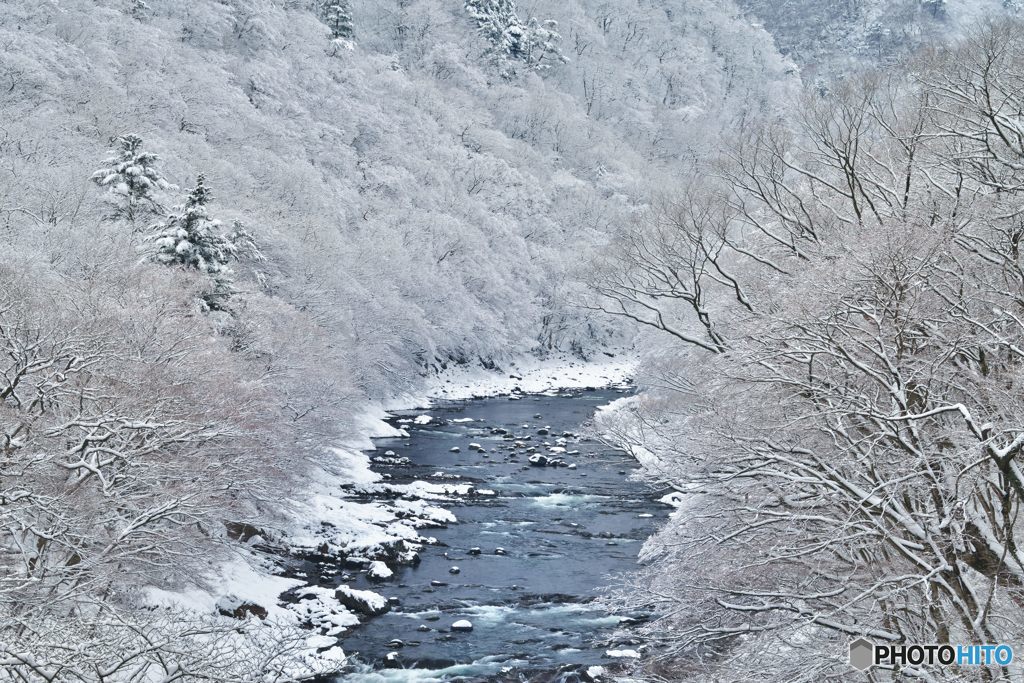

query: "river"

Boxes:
[327, 387, 668, 681]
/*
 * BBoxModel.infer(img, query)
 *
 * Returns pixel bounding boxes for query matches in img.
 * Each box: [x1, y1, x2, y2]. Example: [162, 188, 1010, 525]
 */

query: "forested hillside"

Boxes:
[0, 0, 792, 680]
[593, 14, 1024, 683]
[737, 0, 1009, 77]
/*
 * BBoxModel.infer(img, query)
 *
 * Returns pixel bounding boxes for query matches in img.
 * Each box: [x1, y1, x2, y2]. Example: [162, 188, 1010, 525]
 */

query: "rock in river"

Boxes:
[336, 585, 390, 617]
[452, 619, 474, 632]
[367, 561, 393, 581]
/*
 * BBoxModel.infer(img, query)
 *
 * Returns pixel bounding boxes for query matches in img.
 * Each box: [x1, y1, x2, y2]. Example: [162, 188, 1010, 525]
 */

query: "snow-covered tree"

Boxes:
[91, 134, 170, 224]
[128, 0, 150, 20]
[594, 23, 1024, 680]
[465, 0, 566, 76]
[149, 175, 245, 311]
[317, 0, 354, 41]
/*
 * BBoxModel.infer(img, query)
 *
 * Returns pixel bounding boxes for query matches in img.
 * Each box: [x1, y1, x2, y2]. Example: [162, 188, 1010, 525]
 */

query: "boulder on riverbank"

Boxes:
[367, 561, 393, 581]
[336, 585, 390, 616]
[216, 595, 268, 620]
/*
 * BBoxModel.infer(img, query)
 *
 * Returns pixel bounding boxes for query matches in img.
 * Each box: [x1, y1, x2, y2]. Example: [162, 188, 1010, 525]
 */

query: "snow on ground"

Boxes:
[292, 585, 363, 635]
[384, 353, 636, 409]
[141, 353, 636, 678]
[145, 557, 304, 621]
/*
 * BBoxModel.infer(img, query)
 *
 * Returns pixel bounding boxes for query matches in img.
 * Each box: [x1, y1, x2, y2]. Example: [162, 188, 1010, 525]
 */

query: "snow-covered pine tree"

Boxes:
[464, 0, 566, 77]
[91, 134, 170, 224]
[317, 0, 354, 41]
[465, 0, 518, 51]
[148, 175, 244, 311]
[128, 0, 151, 20]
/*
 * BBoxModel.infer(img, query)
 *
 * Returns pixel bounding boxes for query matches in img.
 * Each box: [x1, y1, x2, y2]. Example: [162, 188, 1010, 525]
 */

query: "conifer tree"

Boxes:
[464, 0, 566, 76]
[91, 134, 170, 224]
[318, 0, 354, 41]
[148, 175, 247, 312]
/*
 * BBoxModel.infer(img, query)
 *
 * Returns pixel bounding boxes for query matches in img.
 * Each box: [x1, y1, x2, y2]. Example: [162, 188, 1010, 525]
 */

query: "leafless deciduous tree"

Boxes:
[595, 20, 1024, 682]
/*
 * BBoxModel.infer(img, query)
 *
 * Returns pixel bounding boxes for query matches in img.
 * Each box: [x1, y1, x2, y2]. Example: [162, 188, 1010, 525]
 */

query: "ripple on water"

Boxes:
[339, 656, 524, 682]
[528, 493, 608, 508]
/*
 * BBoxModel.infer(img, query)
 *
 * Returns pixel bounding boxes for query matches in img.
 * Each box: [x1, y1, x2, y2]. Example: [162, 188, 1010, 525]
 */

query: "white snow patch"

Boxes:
[383, 353, 636, 409]
[145, 558, 302, 621]
[343, 404, 408, 450]
[367, 561, 393, 579]
[660, 492, 686, 507]
[336, 585, 388, 613]
[326, 447, 380, 486]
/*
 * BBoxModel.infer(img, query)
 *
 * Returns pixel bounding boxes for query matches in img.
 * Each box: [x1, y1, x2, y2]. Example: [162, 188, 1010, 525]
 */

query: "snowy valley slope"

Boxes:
[0, 0, 792, 679]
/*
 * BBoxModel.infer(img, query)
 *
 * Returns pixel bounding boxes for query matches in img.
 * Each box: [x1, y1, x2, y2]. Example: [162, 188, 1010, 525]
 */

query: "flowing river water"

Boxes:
[327, 387, 669, 682]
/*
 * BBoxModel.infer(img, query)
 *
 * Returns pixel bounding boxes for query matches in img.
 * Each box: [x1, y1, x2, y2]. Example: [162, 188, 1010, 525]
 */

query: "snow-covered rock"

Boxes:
[451, 619, 474, 632]
[367, 561, 393, 581]
[290, 586, 360, 636]
[335, 585, 390, 616]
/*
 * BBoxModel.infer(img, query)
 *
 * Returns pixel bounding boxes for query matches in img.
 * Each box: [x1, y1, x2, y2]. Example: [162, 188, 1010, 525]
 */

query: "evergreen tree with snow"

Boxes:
[148, 175, 246, 312]
[465, 0, 566, 77]
[91, 134, 170, 225]
[128, 0, 151, 20]
[317, 0, 354, 41]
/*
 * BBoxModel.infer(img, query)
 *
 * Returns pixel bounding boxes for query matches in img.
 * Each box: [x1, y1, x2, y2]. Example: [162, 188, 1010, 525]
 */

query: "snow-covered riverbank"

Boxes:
[143, 355, 636, 675]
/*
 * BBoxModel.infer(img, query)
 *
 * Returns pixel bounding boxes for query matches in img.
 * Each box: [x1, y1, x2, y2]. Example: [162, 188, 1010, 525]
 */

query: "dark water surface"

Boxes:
[335, 388, 668, 682]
